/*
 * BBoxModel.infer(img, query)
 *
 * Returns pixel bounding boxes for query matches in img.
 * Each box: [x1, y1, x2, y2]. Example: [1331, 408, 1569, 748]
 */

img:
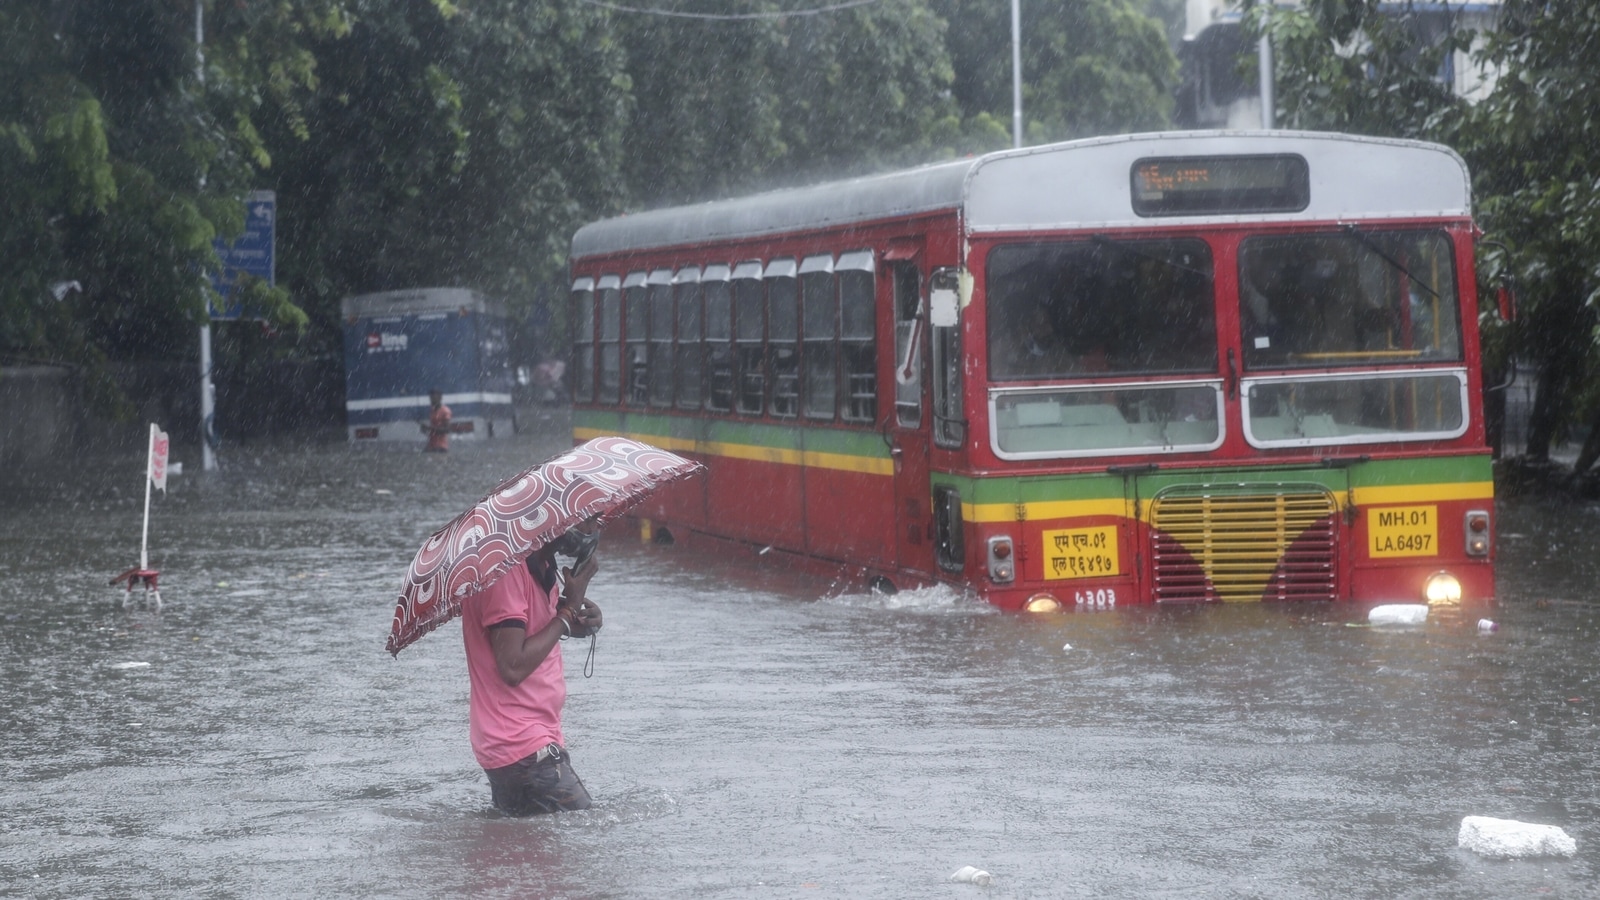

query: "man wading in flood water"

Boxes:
[460, 528, 603, 814]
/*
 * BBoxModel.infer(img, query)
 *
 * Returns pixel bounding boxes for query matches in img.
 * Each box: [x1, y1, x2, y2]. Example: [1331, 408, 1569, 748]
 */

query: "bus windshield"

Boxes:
[987, 238, 1216, 381]
[1239, 229, 1460, 370]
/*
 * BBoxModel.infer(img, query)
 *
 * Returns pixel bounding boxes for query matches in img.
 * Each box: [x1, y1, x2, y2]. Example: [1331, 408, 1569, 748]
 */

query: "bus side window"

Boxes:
[893, 261, 922, 428]
[648, 270, 674, 408]
[570, 279, 595, 403]
[838, 251, 876, 424]
[704, 267, 734, 412]
[623, 272, 649, 406]
[675, 269, 703, 410]
[930, 268, 964, 448]
[598, 275, 622, 404]
[734, 261, 765, 416]
[800, 256, 837, 421]
[766, 259, 799, 418]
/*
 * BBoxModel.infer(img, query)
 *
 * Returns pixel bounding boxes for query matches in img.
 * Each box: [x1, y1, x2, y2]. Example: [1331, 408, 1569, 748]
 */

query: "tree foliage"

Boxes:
[2, 0, 1178, 418]
[263, 0, 630, 351]
[0, 0, 339, 407]
[1254, 0, 1600, 473]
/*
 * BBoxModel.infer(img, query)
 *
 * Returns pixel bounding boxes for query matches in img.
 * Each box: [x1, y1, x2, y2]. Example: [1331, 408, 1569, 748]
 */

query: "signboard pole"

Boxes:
[199, 322, 216, 471]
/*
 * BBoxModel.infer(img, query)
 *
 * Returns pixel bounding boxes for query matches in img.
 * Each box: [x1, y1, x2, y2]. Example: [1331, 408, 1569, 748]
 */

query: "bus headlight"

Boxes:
[1464, 510, 1491, 557]
[986, 536, 1014, 583]
[1024, 593, 1061, 613]
[1423, 571, 1462, 605]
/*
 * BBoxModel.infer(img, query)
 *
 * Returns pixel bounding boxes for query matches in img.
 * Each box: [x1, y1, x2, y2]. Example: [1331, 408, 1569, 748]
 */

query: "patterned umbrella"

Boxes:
[386, 436, 704, 656]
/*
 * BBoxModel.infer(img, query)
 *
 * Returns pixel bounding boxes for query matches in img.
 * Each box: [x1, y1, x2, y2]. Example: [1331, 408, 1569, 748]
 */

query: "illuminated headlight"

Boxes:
[986, 535, 1014, 583]
[1464, 510, 1491, 557]
[1423, 572, 1462, 605]
[1024, 593, 1061, 613]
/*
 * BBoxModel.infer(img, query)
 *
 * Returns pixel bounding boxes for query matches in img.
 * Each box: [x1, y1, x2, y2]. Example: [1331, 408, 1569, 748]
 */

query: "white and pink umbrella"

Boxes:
[386, 436, 703, 656]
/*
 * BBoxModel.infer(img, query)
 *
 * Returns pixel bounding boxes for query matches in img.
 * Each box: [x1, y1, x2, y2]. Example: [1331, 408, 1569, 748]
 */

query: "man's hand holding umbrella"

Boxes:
[556, 552, 602, 639]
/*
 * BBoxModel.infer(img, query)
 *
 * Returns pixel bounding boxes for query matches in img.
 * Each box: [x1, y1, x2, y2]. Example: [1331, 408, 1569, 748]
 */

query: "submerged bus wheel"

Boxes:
[868, 576, 897, 596]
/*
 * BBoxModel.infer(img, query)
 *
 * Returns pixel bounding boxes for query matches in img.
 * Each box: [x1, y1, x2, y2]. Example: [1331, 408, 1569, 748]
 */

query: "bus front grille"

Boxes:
[1149, 485, 1338, 603]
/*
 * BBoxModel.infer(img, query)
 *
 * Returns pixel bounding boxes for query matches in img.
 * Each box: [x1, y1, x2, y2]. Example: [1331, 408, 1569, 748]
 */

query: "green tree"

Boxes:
[264, 0, 630, 347]
[1459, 0, 1600, 472]
[612, 0, 957, 207]
[1253, 0, 1600, 474]
[936, 0, 1176, 148]
[0, 0, 341, 407]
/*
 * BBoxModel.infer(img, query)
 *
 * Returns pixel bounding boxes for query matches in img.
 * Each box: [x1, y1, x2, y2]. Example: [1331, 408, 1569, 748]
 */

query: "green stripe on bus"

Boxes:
[573, 410, 892, 476]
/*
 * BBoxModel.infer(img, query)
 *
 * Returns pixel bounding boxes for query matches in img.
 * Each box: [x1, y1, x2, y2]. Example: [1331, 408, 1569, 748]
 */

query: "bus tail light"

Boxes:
[986, 536, 1014, 583]
[1464, 510, 1491, 557]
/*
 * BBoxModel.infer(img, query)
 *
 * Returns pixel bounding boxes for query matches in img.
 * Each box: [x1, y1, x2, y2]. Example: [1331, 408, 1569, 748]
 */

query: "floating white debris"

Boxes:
[374, 488, 393, 495]
[1062, 642, 1073, 652]
[109, 661, 150, 670]
[950, 865, 993, 886]
[1477, 618, 1499, 633]
[1458, 815, 1576, 859]
[1368, 604, 1429, 626]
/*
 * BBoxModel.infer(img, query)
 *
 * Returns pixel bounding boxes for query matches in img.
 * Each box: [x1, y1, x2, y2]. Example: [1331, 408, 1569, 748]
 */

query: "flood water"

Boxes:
[2, 415, 1597, 898]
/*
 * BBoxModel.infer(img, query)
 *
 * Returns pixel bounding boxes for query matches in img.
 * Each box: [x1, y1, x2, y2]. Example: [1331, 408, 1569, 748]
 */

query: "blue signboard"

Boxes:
[208, 190, 275, 320]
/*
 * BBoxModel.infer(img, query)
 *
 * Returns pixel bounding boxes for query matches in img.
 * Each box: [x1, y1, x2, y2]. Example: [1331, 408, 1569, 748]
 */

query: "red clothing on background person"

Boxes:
[424, 390, 452, 452]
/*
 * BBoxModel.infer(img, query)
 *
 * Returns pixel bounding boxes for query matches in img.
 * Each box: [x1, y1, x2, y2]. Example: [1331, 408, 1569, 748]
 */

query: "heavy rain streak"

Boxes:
[2, 417, 1596, 898]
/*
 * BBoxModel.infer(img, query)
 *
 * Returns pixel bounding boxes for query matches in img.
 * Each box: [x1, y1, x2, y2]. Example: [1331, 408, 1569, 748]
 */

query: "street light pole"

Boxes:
[196, 0, 217, 471]
[1011, 0, 1023, 149]
[1258, 5, 1275, 130]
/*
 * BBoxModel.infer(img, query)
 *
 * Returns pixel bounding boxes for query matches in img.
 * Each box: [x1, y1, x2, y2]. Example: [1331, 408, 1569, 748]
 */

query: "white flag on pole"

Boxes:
[149, 424, 170, 492]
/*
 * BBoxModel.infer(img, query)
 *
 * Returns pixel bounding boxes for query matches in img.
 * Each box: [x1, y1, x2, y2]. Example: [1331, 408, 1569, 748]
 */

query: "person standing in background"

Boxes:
[422, 389, 452, 452]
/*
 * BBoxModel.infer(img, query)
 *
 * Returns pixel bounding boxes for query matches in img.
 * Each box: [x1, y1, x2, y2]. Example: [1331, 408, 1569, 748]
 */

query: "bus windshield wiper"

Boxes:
[1090, 234, 1212, 281]
[1341, 224, 1441, 301]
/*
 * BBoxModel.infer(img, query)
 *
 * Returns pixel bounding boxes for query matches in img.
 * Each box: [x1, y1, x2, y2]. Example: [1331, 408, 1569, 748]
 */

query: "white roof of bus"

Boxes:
[341, 287, 502, 318]
[569, 131, 1471, 260]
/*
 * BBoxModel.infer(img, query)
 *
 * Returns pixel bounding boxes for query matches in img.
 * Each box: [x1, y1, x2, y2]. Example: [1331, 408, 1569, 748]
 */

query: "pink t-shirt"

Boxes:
[461, 560, 566, 769]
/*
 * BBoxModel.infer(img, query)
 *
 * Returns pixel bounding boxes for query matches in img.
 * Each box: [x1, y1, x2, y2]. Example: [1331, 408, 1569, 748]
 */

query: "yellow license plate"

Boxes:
[1368, 505, 1439, 558]
[1042, 526, 1120, 579]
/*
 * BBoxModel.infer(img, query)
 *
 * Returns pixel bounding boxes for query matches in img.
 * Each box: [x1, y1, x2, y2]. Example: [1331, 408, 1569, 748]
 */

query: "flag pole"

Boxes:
[141, 423, 155, 570]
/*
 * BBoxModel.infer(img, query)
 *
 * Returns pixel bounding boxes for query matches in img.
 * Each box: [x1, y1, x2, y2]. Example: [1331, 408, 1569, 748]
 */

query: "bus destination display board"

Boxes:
[1131, 155, 1309, 216]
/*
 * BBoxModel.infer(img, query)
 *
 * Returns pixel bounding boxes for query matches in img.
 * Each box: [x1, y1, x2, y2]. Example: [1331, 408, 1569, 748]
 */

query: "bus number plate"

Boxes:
[1043, 526, 1120, 579]
[1368, 505, 1438, 558]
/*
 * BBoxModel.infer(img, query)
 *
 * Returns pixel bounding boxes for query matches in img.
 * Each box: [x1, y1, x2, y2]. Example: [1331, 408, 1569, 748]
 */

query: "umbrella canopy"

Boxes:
[387, 436, 704, 656]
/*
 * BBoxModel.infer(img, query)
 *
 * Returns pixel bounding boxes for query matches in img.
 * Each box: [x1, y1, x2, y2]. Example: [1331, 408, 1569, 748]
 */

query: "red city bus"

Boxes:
[567, 131, 1496, 611]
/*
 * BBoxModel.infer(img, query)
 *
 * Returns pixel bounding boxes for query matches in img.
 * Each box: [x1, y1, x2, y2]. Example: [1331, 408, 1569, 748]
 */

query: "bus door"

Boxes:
[886, 252, 933, 577]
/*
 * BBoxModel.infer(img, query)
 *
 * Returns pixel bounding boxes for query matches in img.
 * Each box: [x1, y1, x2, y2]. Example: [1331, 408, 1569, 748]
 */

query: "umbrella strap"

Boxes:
[582, 632, 597, 678]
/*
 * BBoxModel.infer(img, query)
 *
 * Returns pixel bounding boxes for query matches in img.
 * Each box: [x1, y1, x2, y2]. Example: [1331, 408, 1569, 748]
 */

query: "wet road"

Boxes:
[1, 418, 1597, 898]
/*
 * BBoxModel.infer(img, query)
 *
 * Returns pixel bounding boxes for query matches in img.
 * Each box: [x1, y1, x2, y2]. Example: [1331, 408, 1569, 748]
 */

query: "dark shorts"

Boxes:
[483, 744, 592, 815]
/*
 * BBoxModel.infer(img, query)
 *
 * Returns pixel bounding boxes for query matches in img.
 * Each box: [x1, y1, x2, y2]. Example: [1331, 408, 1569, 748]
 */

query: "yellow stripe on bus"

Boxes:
[967, 498, 1132, 523]
[571, 427, 892, 476]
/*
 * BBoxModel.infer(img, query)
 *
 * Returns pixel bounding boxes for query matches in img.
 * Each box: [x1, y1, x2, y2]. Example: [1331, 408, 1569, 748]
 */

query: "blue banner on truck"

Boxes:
[341, 288, 514, 442]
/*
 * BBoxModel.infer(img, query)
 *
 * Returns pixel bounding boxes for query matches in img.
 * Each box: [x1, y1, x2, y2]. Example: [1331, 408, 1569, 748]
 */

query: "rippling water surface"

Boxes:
[2, 419, 1597, 898]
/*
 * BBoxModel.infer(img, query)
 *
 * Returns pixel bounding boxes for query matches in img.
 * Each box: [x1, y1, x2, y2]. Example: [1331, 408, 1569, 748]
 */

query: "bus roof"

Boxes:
[341, 287, 502, 319]
[570, 131, 1471, 260]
